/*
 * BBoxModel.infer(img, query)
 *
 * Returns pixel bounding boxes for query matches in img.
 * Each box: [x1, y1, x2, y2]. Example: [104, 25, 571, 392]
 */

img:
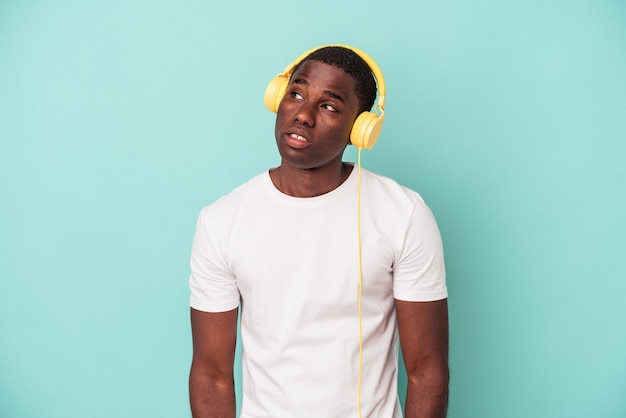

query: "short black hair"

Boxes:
[291, 46, 378, 114]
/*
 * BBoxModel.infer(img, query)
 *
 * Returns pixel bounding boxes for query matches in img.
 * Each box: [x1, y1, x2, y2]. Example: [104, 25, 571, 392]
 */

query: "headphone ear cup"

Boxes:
[264, 76, 289, 113]
[350, 111, 384, 150]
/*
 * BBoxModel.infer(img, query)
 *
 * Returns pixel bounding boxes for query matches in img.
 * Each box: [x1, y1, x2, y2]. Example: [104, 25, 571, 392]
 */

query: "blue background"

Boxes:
[1, 1, 625, 417]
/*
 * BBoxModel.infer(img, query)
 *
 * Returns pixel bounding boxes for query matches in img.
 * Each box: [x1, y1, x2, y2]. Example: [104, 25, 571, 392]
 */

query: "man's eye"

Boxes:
[291, 92, 304, 100]
[322, 104, 337, 112]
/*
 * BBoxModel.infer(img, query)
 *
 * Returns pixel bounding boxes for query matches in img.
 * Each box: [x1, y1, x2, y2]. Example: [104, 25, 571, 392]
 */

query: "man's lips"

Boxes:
[289, 133, 307, 141]
[284, 131, 311, 149]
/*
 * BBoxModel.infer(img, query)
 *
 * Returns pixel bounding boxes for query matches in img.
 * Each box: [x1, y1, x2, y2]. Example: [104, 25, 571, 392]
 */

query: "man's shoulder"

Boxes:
[360, 168, 424, 206]
[199, 172, 268, 217]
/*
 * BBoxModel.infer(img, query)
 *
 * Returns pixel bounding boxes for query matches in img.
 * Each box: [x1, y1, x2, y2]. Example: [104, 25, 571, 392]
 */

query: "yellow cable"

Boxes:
[356, 147, 364, 418]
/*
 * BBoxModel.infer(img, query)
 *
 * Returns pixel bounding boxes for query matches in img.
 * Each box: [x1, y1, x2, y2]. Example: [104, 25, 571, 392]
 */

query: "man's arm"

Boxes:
[189, 307, 239, 418]
[396, 299, 449, 418]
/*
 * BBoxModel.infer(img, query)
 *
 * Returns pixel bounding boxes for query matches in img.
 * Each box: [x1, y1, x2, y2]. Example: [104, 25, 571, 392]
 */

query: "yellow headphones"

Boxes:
[264, 44, 386, 150]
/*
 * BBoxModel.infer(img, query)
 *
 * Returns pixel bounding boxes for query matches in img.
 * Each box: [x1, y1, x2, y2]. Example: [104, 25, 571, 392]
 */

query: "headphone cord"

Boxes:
[357, 147, 364, 418]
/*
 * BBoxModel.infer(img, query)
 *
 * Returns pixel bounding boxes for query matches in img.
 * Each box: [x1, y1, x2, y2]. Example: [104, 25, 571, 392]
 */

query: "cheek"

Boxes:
[274, 109, 287, 137]
[321, 127, 351, 150]
[337, 118, 356, 143]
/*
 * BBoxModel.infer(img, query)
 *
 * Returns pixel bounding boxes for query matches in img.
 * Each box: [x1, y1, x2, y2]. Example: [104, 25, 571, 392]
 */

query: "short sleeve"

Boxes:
[392, 199, 447, 302]
[189, 206, 241, 312]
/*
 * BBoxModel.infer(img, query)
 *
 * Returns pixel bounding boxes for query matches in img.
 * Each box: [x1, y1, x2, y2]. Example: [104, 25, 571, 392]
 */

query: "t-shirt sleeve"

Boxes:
[189, 206, 241, 312]
[393, 199, 448, 302]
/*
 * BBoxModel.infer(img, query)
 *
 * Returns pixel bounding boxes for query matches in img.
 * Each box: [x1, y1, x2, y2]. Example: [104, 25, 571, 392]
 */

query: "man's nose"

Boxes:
[294, 101, 316, 126]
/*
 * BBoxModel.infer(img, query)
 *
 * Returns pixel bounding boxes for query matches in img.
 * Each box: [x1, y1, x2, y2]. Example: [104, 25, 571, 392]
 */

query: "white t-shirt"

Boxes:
[190, 165, 447, 417]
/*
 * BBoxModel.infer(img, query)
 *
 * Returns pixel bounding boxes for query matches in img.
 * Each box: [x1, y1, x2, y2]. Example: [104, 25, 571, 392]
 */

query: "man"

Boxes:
[189, 45, 449, 417]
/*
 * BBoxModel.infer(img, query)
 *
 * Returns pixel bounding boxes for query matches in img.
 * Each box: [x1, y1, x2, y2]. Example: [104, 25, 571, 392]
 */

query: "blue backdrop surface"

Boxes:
[1, 1, 625, 417]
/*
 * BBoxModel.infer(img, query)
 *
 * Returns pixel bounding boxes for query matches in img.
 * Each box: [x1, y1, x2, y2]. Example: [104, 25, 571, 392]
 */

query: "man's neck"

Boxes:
[269, 162, 353, 198]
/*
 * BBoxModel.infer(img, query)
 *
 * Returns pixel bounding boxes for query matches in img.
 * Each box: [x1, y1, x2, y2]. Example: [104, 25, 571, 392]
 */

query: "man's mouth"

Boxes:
[289, 133, 307, 142]
[285, 132, 311, 149]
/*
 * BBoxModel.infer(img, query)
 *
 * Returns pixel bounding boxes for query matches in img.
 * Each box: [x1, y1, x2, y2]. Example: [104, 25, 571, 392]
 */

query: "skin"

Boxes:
[189, 60, 449, 417]
[189, 308, 238, 418]
[397, 299, 449, 418]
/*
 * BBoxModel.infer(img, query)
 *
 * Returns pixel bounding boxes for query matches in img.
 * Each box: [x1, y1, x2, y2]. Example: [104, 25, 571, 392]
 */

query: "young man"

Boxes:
[189, 46, 449, 418]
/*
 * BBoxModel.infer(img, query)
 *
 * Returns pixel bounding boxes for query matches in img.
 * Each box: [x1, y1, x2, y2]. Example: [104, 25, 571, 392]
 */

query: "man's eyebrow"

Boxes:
[324, 90, 345, 103]
[292, 78, 345, 103]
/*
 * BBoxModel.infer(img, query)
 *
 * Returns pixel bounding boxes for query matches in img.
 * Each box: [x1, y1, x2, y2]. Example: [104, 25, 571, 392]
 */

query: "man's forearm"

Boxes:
[403, 369, 449, 418]
[189, 370, 236, 418]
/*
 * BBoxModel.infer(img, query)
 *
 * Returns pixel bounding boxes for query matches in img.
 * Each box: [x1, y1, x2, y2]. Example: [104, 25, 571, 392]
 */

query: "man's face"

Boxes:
[274, 60, 361, 171]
